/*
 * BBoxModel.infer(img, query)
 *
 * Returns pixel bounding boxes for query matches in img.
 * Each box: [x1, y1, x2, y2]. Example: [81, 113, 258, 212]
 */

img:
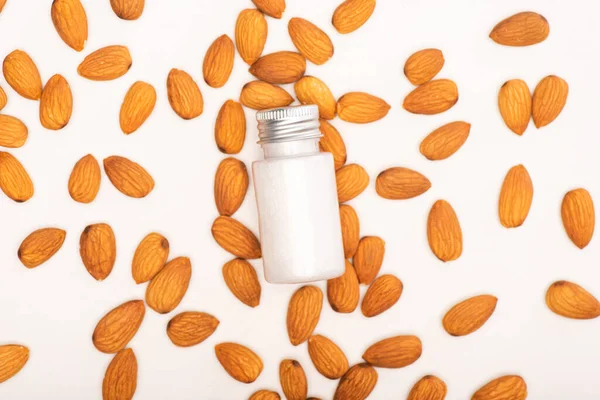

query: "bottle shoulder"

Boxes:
[253, 152, 333, 166]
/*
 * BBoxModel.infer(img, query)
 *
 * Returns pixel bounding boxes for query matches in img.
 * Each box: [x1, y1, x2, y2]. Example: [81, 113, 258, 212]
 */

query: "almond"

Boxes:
[167, 311, 220, 347]
[498, 79, 531, 135]
[211, 216, 262, 259]
[376, 167, 431, 200]
[203, 35, 235, 88]
[214, 157, 249, 217]
[337, 92, 390, 123]
[51, 0, 88, 51]
[336, 163, 369, 203]
[18, 228, 66, 269]
[408, 375, 447, 400]
[361, 274, 403, 317]
[490, 12, 549, 47]
[0, 85, 7, 111]
[472, 375, 527, 400]
[339, 204, 359, 258]
[0, 345, 29, 384]
[102, 348, 137, 400]
[252, 0, 285, 18]
[332, 0, 376, 34]
[103, 155, 154, 198]
[92, 300, 145, 354]
[0, 152, 34, 202]
[39, 74, 73, 130]
[403, 79, 459, 115]
[427, 200, 462, 262]
[223, 258, 261, 308]
[110, 0, 145, 20]
[167, 68, 204, 120]
[279, 360, 308, 400]
[353, 236, 385, 285]
[561, 188, 595, 249]
[0, 115, 28, 148]
[287, 285, 323, 346]
[334, 363, 378, 400]
[319, 120, 346, 169]
[240, 81, 294, 110]
[77, 45, 132, 81]
[249, 51, 306, 84]
[250, 390, 281, 400]
[546, 280, 600, 319]
[443, 294, 498, 336]
[308, 335, 349, 379]
[145, 256, 192, 314]
[215, 100, 246, 154]
[68, 154, 101, 203]
[289, 18, 334, 65]
[119, 81, 156, 134]
[131, 232, 169, 284]
[294, 76, 336, 120]
[80, 223, 116, 281]
[532, 75, 568, 128]
[362, 335, 422, 368]
[327, 260, 360, 313]
[0, 0, 6, 12]
[404, 49, 444, 86]
[498, 165, 534, 228]
[215, 342, 263, 383]
[235, 9, 268, 65]
[3, 50, 42, 100]
[420, 121, 471, 161]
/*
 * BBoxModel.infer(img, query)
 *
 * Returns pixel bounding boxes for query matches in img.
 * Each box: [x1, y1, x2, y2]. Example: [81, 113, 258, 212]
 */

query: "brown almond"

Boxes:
[240, 81, 294, 110]
[376, 167, 431, 200]
[167, 68, 203, 120]
[490, 12, 549, 47]
[131, 232, 170, 284]
[472, 375, 527, 400]
[361, 274, 403, 317]
[211, 216, 262, 259]
[427, 200, 462, 262]
[363, 335, 422, 368]
[337, 92, 390, 123]
[223, 259, 261, 307]
[334, 363, 378, 400]
[532, 75, 568, 128]
[235, 9, 268, 65]
[80, 223, 116, 281]
[420, 121, 471, 161]
[68, 154, 101, 203]
[77, 45, 132, 81]
[408, 375, 447, 400]
[0, 85, 7, 111]
[403, 79, 459, 115]
[203, 35, 235, 88]
[250, 51, 306, 84]
[0, 345, 29, 384]
[319, 120, 346, 169]
[145, 256, 192, 314]
[443, 295, 498, 336]
[327, 260, 360, 313]
[249, 390, 281, 400]
[287, 285, 323, 346]
[546, 280, 600, 319]
[339, 204, 359, 258]
[353, 236, 385, 284]
[336, 163, 369, 203]
[498, 79, 531, 135]
[214, 157, 249, 217]
[0, 0, 6, 13]
[18, 228, 66, 269]
[252, 0, 285, 18]
[294, 76, 337, 120]
[0, 115, 28, 148]
[308, 335, 349, 379]
[404, 49, 444, 86]
[103, 155, 154, 198]
[289, 18, 334, 65]
[0, 152, 34, 202]
[3, 50, 42, 100]
[498, 165, 534, 228]
[51, 0, 88, 51]
[92, 300, 145, 353]
[110, 0, 145, 20]
[119, 81, 156, 134]
[40, 74, 73, 130]
[561, 188, 595, 249]
[332, 0, 376, 34]
[215, 342, 263, 383]
[102, 348, 137, 400]
[215, 100, 246, 154]
[279, 360, 308, 400]
[167, 311, 220, 347]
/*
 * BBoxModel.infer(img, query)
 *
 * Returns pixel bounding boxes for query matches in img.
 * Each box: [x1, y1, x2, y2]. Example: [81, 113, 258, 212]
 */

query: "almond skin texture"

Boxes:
[110, 0, 145, 20]
[0, 115, 28, 148]
[167, 311, 220, 347]
[211, 216, 262, 259]
[249, 390, 281, 400]
[80, 223, 116, 281]
[354, 236, 385, 285]
[404, 49, 445, 86]
[289, 18, 334, 65]
[252, 0, 285, 18]
[408, 375, 448, 400]
[339, 204, 360, 258]
[561, 188, 595, 249]
[18, 228, 66, 269]
[78, 45, 132, 81]
[250, 51, 306, 84]
[40, 74, 73, 130]
[215, 100, 246, 154]
[334, 363, 378, 400]
[279, 360, 308, 400]
[92, 300, 145, 354]
[0, 152, 34, 202]
[532, 75, 568, 128]
[498, 165, 534, 228]
[223, 259, 261, 307]
[214, 157, 249, 217]
[215, 342, 263, 383]
[490, 12, 549, 47]
[498, 79, 531, 135]
[0, 85, 7, 111]
[3, 50, 42, 100]
[336, 163, 369, 203]
[362, 335, 422, 368]
[427, 200, 463, 262]
[403, 79, 459, 115]
[103, 156, 154, 198]
[472, 375, 527, 400]
[119, 81, 156, 134]
[287, 285, 323, 346]
[167, 68, 204, 120]
[240, 81, 294, 110]
[0, 0, 6, 13]
[332, 0, 376, 34]
[235, 9, 268, 65]
[420, 121, 471, 161]
[546, 280, 600, 319]
[51, 0, 88, 51]
[131, 232, 169, 284]
[295, 76, 337, 120]
[362, 274, 403, 317]
[68, 154, 101, 203]
[102, 348, 137, 400]
[203, 35, 235, 88]
[376, 167, 431, 200]
[319, 120, 346, 169]
[327, 260, 360, 313]
[337, 92, 390, 123]
[0, 345, 29, 384]
[443, 295, 498, 336]
[308, 335, 349, 379]
[145, 256, 192, 314]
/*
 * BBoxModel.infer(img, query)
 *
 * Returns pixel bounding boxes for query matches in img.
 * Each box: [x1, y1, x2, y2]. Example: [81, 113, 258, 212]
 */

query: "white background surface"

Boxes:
[0, 0, 598, 399]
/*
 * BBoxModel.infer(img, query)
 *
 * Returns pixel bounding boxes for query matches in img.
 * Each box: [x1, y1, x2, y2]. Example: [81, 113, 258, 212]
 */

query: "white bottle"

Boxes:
[252, 105, 345, 284]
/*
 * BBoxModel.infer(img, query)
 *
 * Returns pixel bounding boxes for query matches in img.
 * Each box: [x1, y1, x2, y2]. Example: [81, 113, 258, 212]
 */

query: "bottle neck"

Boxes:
[261, 137, 320, 159]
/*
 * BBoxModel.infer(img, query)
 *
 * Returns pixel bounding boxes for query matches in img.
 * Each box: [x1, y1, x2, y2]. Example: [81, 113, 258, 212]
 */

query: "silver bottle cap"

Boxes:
[256, 105, 322, 144]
